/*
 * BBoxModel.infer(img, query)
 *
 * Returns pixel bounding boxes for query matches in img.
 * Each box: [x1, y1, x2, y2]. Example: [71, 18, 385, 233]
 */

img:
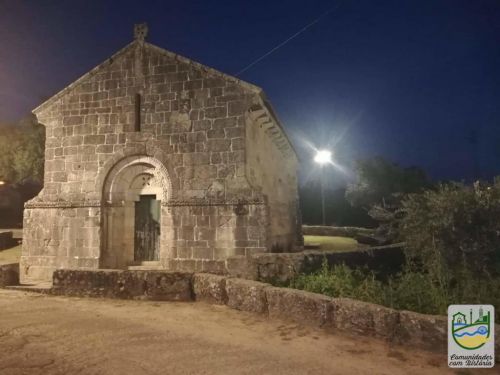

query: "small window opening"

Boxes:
[134, 93, 141, 131]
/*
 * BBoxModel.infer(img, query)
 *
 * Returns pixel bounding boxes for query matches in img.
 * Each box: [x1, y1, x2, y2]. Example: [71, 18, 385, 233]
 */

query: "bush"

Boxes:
[400, 180, 500, 276]
[289, 261, 386, 305]
[287, 259, 500, 319]
[288, 179, 500, 319]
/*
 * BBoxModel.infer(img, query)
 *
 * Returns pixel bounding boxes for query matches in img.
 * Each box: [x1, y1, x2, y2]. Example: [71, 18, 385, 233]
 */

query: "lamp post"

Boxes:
[314, 150, 332, 225]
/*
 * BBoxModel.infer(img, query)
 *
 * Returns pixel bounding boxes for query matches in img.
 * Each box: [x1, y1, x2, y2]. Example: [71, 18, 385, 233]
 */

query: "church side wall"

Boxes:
[245, 114, 301, 252]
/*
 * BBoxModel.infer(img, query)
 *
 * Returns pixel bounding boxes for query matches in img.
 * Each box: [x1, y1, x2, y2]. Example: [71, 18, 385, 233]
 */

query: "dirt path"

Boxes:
[0, 289, 487, 375]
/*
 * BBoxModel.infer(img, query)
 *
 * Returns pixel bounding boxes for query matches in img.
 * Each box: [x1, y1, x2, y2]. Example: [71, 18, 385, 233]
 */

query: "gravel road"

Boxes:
[0, 289, 487, 375]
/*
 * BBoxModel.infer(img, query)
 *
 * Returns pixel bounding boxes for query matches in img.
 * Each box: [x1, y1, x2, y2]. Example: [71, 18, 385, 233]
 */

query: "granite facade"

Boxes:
[21, 30, 301, 282]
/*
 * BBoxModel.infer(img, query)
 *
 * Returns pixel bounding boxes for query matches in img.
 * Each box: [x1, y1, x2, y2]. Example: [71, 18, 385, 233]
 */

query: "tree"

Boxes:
[345, 157, 430, 209]
[400, 180, 500, 276]
[0, 115, 45, 184]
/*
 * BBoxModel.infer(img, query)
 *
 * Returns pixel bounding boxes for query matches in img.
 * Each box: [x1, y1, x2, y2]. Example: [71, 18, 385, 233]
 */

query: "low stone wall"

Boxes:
[2, 268, 498, 356]
[51, 269, 193, 301]
[225, 244, 405, 283]
[192, 274, 500, 356]
[0, 231, 14, 250]
[302, 225, 374, 238]
[0, 263, 19, 287]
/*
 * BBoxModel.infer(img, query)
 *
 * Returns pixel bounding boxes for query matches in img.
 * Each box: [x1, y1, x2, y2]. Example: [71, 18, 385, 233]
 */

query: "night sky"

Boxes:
[1, 0, 499, 187]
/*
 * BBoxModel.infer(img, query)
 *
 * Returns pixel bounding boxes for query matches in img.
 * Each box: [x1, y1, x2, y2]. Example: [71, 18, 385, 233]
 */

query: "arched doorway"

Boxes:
[101, 156, 171, 269]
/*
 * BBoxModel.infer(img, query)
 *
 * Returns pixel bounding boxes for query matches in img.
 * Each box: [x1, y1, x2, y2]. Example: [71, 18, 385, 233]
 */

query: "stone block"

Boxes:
[228, 101, 248, 116]
[231, 137, 245, 151]
[0, 231, 14, 250]
[192, 247, 212, 259]
[52, 269, 193, 301]
[225, 256, 253, 278]
[183, 152, 210, 166]
[192, 273, 228, 304]
[225, 278, 269, 314]
[332, 298, 400, 339]
[252, 253, 304, 283]
[213, 117, 237, 129]
[204, 106, 227, 119]
[207, 139, 231, 152]
[198, 260, 226, 274]
[395, 310, 447, 352]
[266, 287, 334, 328]
[83, 135, 105, 145]
[0, 263, 19, 287]
[203, 77, 225, 88]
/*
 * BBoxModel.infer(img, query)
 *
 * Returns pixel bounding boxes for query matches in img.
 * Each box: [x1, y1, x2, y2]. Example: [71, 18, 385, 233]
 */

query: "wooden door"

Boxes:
[134, 195, 160, 261]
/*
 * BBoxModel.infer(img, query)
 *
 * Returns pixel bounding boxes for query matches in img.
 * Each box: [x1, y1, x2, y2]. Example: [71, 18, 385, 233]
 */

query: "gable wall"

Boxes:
[35, 42, 259, 203]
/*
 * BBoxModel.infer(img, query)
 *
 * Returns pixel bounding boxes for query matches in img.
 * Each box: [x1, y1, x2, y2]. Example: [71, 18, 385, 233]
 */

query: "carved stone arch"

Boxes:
[102, 155, 173, 203]
[100, 155, 174, 270]
[97, 152, 175, 202]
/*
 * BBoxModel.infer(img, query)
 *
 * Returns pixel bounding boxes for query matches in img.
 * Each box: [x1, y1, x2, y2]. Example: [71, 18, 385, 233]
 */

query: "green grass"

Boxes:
[303, 235, 364, 252]
[0, 244, 21, 265]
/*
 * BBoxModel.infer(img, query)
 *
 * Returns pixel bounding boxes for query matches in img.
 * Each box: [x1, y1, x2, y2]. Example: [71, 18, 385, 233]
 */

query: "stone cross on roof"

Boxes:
[134, 23, 148, 42]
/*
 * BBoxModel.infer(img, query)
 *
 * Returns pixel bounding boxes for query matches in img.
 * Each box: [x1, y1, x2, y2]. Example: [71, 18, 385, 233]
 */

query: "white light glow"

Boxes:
[314, 150, 332, 165]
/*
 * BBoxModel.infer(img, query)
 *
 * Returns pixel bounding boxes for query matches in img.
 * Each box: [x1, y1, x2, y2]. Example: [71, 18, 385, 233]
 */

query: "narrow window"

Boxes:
[134, 93, 141, 131]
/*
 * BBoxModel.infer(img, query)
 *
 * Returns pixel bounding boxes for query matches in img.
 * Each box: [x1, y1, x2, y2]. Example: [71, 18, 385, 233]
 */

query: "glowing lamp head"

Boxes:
[314, 150, 332, 165]
[0, 181, 5, 186]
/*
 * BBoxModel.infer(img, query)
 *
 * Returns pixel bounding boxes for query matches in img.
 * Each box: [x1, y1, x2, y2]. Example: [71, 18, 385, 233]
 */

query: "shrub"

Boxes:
[289, 260, 386, 305]
[288, 179, 500, 319]
[287, 259, 500, 319]
[400, 180, 500, 277]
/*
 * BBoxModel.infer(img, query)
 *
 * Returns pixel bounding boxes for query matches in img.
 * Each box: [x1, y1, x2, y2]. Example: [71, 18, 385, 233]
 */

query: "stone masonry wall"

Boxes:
[34, 42, 260, 204]
[245, 110, 300, 252]
[22, 207, 101, 281]
[166, 203, 268, 273]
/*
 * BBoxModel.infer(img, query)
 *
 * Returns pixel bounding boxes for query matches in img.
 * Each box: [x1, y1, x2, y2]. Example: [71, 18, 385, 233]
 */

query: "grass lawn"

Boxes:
[303, 235, 365, 252]
[0, 244, 21, 265]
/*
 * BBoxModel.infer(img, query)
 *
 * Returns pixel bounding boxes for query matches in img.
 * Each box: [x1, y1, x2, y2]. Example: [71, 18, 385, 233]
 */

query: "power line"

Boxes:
[235, 2, 344, 76]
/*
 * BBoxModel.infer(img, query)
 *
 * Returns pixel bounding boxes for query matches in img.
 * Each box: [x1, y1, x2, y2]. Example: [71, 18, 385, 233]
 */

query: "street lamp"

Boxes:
[314, 150, 332, 225]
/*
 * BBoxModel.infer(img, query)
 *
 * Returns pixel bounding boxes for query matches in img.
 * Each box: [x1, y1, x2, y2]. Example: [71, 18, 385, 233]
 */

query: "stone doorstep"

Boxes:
[128, 261, 164, 270]
[127, 266, 164, 270]
[5, 282, 53, 294]
[303, 243, 320, 250]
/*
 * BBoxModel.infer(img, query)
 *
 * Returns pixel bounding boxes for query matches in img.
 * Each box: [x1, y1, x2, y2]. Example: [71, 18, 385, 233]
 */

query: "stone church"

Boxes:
[21, 24, 301, 282]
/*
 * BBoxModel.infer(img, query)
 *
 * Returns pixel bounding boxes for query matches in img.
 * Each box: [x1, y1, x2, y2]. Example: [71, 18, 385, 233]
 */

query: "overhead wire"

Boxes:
[235, 1, 344, 76]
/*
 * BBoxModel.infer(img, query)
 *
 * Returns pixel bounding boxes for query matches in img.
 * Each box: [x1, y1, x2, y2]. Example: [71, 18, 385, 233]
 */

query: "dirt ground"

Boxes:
[0, 289, 493, 375]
